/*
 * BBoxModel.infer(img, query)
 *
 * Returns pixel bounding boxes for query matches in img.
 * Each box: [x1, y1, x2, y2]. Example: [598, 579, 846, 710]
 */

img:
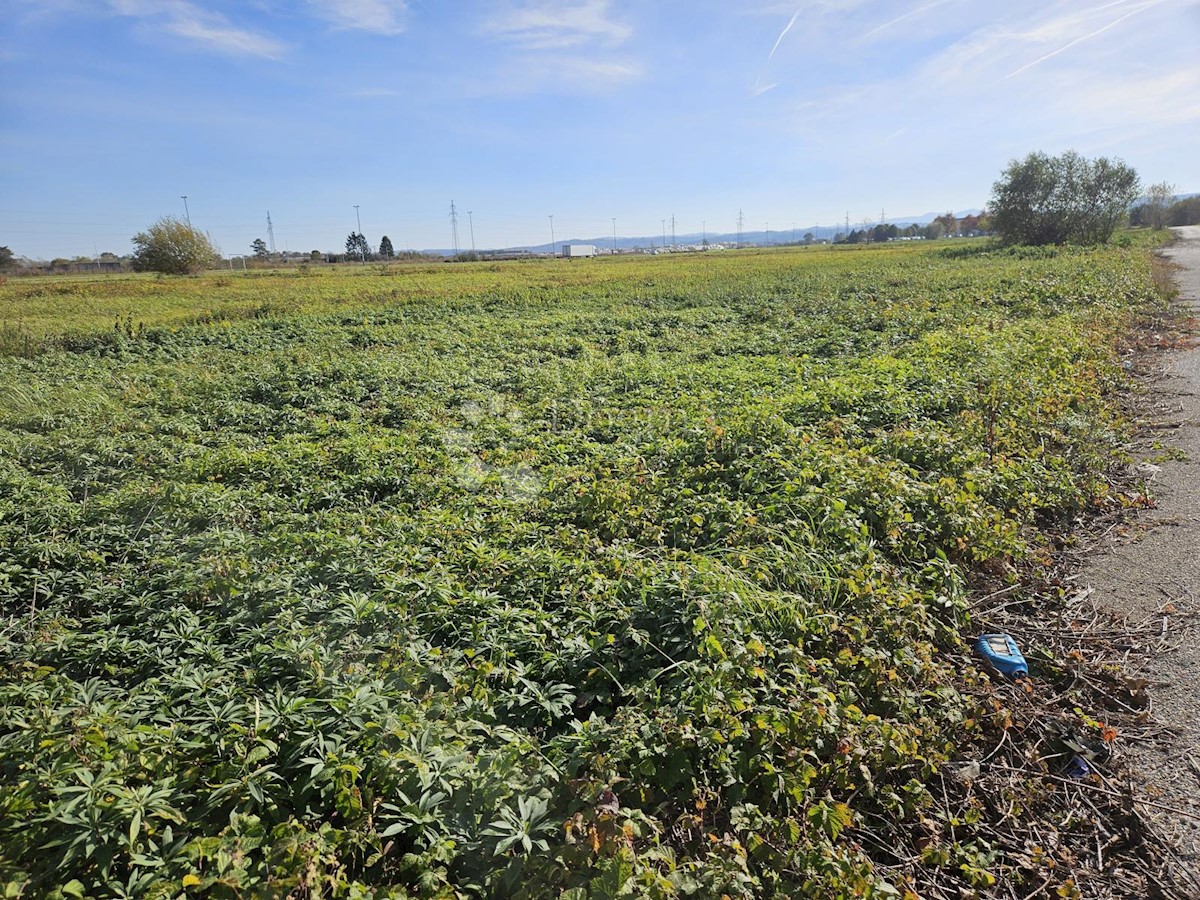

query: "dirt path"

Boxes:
[1081, 226, 1200, 882]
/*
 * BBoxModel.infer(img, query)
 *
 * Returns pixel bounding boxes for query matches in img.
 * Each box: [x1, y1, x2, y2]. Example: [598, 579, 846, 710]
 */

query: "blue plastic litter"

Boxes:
[975, 633, 1028, 680]
[1064, 755, 1091, 779]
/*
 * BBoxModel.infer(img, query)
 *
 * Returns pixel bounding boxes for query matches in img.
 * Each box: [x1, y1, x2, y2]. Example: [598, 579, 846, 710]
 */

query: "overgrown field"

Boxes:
[0, 243, 1164, 896]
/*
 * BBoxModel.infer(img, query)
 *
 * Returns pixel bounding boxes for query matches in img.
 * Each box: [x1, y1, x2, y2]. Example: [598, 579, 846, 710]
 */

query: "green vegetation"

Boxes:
[131, 218, 220, 276]
[1132, 188, 1200, 229]
[0, 242, 1166, 895]
[991, 150, 1141, 246]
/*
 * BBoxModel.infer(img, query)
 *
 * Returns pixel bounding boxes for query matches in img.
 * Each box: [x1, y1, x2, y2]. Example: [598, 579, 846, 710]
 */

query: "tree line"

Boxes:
[836, 213, 991, 245]
[5, 150, 1193, 277]
[1130, 188, 1200, 229]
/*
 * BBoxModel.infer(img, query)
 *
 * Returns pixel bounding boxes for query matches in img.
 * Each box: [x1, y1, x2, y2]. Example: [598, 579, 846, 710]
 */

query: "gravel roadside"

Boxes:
[1080, 225, 1200, 887]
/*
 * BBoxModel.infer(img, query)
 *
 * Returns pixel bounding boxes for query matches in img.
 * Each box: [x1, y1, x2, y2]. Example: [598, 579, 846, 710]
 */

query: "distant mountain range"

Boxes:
[420, 209, 985, 256]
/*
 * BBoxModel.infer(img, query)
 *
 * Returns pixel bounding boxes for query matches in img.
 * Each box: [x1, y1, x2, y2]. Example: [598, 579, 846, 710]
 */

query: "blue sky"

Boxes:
[3, 0, 1198, 258]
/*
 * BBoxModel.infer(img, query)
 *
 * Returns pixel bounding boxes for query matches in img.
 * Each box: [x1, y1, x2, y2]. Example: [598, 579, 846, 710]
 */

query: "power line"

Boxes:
[449, 201, 459, 255]
[670, 214, 676, 248]
[266, 211, 276, 253]
[737, 209, 744, 249]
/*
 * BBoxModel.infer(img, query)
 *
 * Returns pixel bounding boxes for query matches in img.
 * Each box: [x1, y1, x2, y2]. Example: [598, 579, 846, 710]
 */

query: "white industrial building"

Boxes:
[562, 244, 596, 258]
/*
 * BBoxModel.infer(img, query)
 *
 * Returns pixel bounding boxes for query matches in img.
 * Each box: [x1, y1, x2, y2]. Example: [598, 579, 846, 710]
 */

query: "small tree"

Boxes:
[251, 238, 269, 259]
[345, 232, 369, 261]
[131, 217, 219, 274]
[0, 246, 13, 271]
[378, 235, 395, 259]
[310, 250, 322, 262]
[1145, 181, 1176, 230]
[990, 151, 1140, 245]
[934, 212, 958, 236]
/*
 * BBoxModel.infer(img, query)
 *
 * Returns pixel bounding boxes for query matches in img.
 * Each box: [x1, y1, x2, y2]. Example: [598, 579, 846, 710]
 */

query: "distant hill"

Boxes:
[421, 209, 988, 256]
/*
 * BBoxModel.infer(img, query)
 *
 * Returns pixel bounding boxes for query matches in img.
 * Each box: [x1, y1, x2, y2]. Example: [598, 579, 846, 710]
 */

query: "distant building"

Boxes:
[562, 244, 596, 258]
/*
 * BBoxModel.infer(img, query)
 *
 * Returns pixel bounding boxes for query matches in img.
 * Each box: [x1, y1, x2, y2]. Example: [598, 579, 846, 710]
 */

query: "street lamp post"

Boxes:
[354, 205, 364, 262]
[181, 195, 191, 228]
[468, 211, 476, 253]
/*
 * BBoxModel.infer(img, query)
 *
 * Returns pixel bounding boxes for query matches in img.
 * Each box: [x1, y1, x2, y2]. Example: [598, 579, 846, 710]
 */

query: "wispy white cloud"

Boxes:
[306, 0, 408, 36]
[545, 57, 642, 81]
[480, 0, 639, 91]
[771, 0, 1187, 165]
[861, 0, 954, 41]
[109, 0, 286, 58]
[915, 1, 1166, 90]
[484, 54, 643, 94]
[345, 86, 402, 98]
[484, 0, 632, 49]
[1055, 65, 1200, 128]
[1005, 0, 1165, 78]
[1014, 0, 1145, 43]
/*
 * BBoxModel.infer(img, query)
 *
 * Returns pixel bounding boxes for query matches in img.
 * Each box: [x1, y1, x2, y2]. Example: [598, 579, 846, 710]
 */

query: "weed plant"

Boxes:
[0, 242, 1163, 895]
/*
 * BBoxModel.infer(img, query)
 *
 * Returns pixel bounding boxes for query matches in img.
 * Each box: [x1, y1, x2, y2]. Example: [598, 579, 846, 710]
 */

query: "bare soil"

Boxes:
[1080, 226, 1200, 889]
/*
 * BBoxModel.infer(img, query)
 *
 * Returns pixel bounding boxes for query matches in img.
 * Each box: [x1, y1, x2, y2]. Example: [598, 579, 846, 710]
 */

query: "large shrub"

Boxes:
[130, 217, 219, 274]
[990, 150, 1140, 245]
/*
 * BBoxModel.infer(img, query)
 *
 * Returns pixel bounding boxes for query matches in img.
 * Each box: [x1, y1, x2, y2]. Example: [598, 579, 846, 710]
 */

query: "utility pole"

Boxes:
[792, 223, 796, 243]
[845, 211, 850, 237]
[702, 220, 706, 246]
[612, 217, 617, 254]
[737, 209, 744, 249]
[266, 211, 276, 253]
[670, 214, 676, 248]
[765, 222, 769, 245]
[467, 210, 475, 253]
[354, 205, 365, 262]
[661, 219, 667, 250]
[548, 215, 555, 256]
[449, 201, 459, 256]
[180, 195, 191, 228]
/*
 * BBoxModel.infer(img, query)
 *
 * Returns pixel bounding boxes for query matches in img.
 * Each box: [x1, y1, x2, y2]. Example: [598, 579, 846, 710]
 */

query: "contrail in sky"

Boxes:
[752, 8, 799, 95]
[1005, 0, 1163, 79]
[862, 0, 952, 41]
[767, 9, 800, 63]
